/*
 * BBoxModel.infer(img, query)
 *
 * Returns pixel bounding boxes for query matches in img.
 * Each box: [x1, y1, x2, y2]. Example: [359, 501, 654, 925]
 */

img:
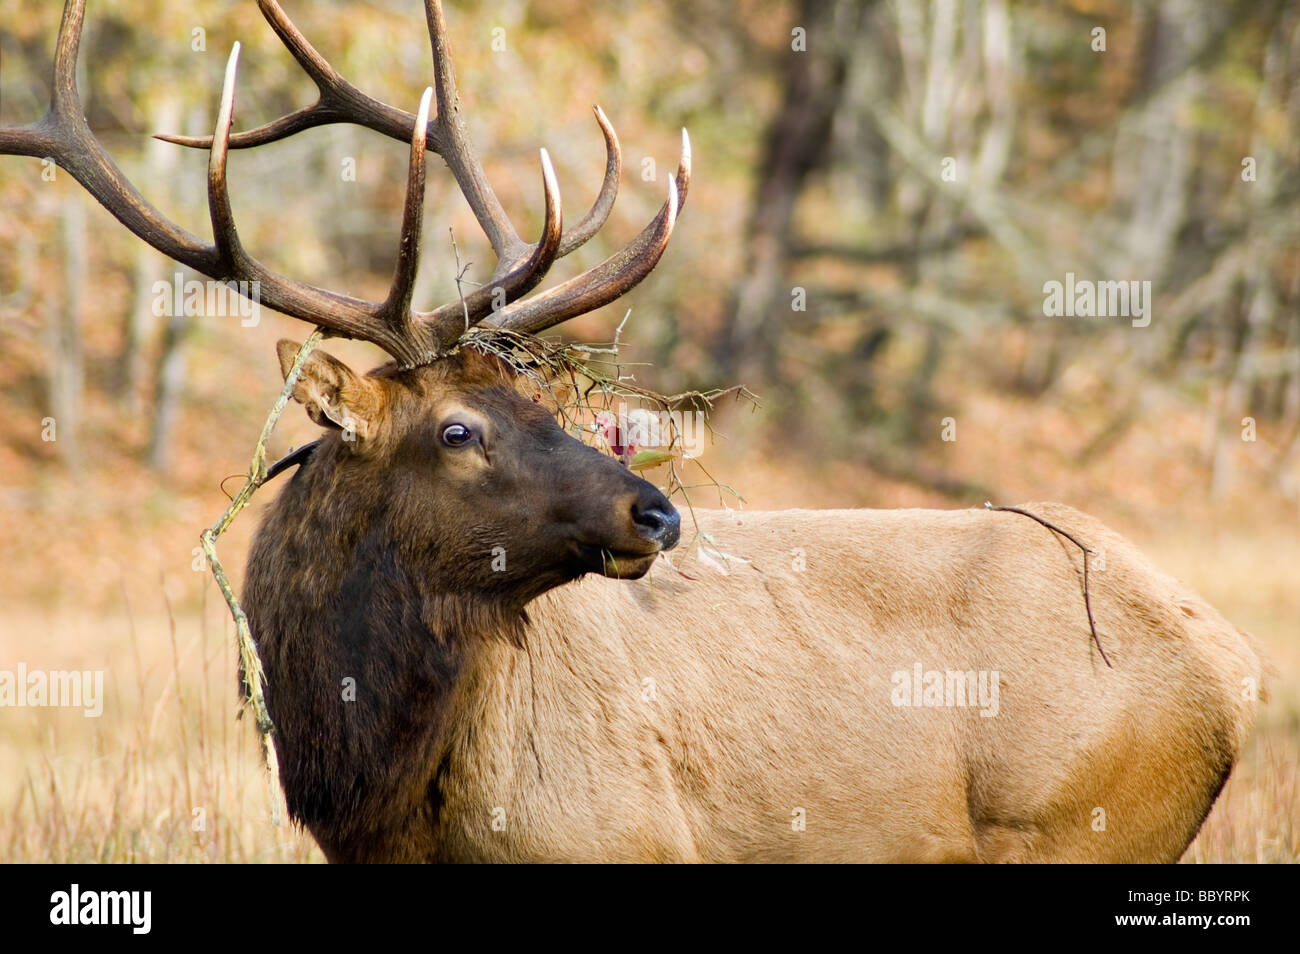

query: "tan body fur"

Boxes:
[382, 505, 1261, 862]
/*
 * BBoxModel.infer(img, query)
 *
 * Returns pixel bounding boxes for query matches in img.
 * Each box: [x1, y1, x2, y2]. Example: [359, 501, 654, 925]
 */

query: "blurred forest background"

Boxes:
[0, 0, 1296, 862]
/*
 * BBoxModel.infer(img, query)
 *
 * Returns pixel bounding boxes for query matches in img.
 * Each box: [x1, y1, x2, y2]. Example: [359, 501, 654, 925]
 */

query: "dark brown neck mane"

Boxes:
[244, 441, 524, 862]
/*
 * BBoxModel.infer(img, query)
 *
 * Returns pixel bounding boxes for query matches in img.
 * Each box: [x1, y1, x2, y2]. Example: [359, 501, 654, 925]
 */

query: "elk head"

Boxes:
[1, 0, 691, 602]
[277, 342, 680, 606]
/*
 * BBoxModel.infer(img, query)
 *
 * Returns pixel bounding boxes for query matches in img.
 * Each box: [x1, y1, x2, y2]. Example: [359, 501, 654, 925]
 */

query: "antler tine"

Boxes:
[489, 129, 691, 336]
[421, 0, 615, 269]
[557, 106, 621, 257]
[208, 43, 247, 269]
[381, 87, 436, 330]
[421, 0, 521, 262]
[48, 0, 85, 120]
[419, 149, 563, 349]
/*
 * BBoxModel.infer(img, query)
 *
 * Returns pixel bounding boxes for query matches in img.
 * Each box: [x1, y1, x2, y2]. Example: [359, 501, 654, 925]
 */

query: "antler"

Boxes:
[0, 0, 689, 366]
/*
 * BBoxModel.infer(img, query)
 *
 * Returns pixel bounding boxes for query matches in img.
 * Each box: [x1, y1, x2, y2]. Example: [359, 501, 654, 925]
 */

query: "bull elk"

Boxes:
[3, 0, 1264, 863]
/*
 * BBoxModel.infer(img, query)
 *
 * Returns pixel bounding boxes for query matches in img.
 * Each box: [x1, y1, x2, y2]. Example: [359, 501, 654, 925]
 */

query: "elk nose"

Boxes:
[632, 496, 681, 550]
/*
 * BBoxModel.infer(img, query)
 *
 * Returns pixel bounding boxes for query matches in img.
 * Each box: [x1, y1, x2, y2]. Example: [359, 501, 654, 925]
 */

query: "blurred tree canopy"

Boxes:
[0, 0, 1296, 494]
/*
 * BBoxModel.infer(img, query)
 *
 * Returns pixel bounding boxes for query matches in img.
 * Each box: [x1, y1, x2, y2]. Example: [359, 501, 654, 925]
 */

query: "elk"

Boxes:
[3, 0, 1264, 863]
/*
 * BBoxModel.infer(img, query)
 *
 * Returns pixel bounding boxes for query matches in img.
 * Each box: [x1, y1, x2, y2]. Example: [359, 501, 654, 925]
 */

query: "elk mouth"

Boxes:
[575, 542, 664, 579]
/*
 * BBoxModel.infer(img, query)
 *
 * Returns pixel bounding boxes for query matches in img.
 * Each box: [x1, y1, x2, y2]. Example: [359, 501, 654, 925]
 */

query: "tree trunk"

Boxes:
[45, 194, 86, 469]
[146, 303, 191, 472]
[715, 0, 868, 384]
[113, 95, 181, 410]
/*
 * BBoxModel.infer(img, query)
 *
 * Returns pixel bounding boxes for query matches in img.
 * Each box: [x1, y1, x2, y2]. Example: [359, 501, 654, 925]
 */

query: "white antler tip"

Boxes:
[217, 44, 241, 123]
[223, 43, 241, 79]
[406, 88, 434, 160]
[538, 148, 560, 208]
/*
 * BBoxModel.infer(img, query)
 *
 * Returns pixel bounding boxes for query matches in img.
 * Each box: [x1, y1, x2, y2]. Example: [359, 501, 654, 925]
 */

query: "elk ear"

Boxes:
[276, 339, 381, 441]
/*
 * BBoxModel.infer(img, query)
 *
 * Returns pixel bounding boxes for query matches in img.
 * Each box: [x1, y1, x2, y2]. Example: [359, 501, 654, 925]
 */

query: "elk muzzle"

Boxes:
[576, 473, 680, 580]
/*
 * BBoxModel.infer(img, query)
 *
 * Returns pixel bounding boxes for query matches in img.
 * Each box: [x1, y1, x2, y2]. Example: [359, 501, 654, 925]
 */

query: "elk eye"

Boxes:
[441, 423, 473, 447]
